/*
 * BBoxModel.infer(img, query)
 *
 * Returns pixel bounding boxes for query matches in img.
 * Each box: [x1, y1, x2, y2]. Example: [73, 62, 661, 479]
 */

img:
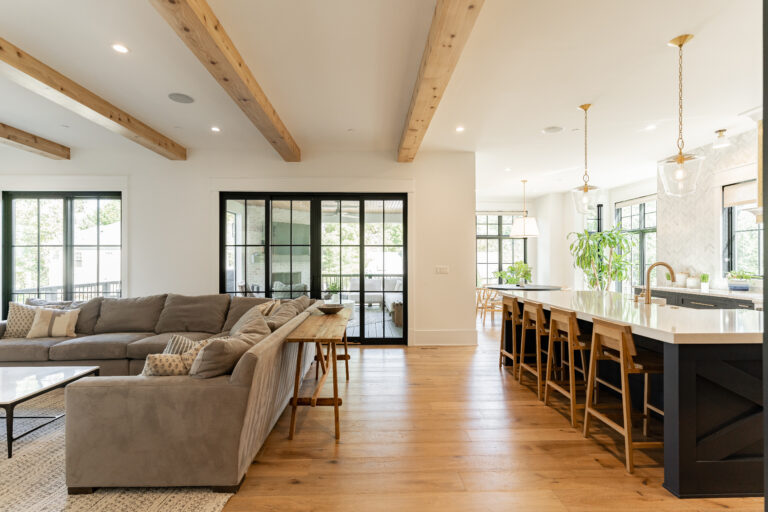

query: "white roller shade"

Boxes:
[723, 180, 757, 208]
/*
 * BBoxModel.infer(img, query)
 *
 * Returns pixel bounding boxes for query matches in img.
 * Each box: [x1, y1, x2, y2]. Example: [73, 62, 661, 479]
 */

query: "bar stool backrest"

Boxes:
[549, 307, 580, 338]
[522, 300, 545, 329]
[507, 296, 522, 322]
[592, 318, 638, 364]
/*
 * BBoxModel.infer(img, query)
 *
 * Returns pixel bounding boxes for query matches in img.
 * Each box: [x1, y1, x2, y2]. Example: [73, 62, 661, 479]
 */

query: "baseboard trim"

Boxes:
[409, 329, 477, 346]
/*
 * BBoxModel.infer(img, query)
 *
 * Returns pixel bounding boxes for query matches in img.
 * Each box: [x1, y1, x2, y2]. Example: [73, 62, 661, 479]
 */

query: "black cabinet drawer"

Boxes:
[679, 296, 717, 309]
[634, 287, 755, 310]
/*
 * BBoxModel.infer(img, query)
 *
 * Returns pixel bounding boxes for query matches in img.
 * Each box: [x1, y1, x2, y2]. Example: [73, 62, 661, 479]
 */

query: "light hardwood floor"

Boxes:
[223, 319, 763, 512]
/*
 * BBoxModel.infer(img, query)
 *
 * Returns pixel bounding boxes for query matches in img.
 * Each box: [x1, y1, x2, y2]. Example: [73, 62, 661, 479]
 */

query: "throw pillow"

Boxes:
[143, 354, 188, 376]
[266, 303, 299, 331]
[3, 303, 40, 338]
[162, 334, 198, 354]
[180, 338, 215, 369]
[189, 337, 252, 379]
[25, 298, 73, 309]
[26, 308, 80, 338]
[229, 304, 273, 339]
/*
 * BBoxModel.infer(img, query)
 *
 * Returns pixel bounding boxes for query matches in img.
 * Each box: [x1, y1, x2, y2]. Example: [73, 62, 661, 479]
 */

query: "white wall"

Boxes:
[0, 147, 477, 346]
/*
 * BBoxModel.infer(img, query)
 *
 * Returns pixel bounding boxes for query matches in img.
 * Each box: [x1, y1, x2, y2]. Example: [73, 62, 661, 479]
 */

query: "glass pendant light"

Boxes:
[659, 34, 704, 197]
[510, 179, 539, 238]
[571, 103, 599, 214]
[712, 129, 731, 149]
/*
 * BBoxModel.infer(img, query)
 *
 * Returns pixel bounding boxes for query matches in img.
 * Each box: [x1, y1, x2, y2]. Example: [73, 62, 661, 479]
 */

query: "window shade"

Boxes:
[615, 194, 657, 209]
[723, 180, 757, 208]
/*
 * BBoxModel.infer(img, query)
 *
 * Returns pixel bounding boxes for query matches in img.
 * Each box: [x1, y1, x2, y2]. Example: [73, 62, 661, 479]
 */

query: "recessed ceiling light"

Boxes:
[168, 92, 194, 104]
[455, 126, 465, 132]
[60, 124, 70, 129]
[211, 126, 221, 133]
[541, 126, 563, 134]
[644, 124, 657, 131]
[111, 43, 129, 54]
[504, 167, 511, 172]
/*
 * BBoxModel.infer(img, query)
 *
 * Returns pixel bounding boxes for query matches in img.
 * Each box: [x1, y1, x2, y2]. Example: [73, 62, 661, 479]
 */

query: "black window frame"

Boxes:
[586, 204, 603, 233]
[723, 184, 763, 278]
[475, 214, 528, 286]
[219, 192, 408, 346]
[2, 191, 123, 318]
[615, 198, 657, 291]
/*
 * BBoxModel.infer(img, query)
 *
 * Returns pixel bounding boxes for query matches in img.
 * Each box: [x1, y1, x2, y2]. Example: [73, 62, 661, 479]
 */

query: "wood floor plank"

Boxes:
[223, 319, 762, 512]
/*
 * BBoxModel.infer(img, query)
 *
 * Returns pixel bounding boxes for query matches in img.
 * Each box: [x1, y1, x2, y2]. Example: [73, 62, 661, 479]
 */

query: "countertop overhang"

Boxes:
[501, 290, 763, 344]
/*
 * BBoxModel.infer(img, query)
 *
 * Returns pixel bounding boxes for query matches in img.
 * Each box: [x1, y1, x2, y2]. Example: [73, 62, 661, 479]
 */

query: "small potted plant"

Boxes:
[493, 261, 533, 286]
[700, 273, 710, 293]
[664, 271, 672, 287]
[726, 270, 753, 291]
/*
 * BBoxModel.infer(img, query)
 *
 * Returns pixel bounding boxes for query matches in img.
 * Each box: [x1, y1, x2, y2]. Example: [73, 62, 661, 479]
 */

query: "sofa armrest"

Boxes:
[0, 320, 5, 338]
[65, 376, 249, 488]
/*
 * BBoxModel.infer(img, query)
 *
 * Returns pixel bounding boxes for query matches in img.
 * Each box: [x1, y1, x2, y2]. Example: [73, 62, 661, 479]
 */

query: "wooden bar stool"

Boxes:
[517, 300, 548, 399]
[499, 296, 522, 371]
[543, 307, 589, 427]
[582, 318, 664, 473]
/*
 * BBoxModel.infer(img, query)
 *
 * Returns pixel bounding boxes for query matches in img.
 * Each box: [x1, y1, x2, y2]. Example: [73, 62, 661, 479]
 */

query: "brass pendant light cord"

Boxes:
[578, 104, 592, 193]
[677, 43, 684, 155]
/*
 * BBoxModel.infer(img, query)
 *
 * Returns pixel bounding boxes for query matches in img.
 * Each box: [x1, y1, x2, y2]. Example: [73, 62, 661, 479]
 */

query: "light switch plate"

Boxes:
[435, 265, 450, 274]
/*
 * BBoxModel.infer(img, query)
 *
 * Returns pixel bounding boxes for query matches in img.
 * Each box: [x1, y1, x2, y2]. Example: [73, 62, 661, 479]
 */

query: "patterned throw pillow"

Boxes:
[143, 354, 188, 376]
[26, 308, 80, 338]
[162, 334, 198, 355]
[3, 303, 40, 338]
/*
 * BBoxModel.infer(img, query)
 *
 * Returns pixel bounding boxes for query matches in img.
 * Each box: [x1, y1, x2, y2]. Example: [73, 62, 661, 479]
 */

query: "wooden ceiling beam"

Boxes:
[0, 122, 70, 160]
[0, 37, 186, 160]
[150, 0, 301, 162]
[397, 0, 483, 163]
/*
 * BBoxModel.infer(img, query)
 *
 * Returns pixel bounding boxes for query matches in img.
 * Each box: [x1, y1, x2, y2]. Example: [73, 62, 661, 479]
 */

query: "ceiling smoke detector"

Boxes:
[168, 93, 195, 104]
[541, 126, 563, 134]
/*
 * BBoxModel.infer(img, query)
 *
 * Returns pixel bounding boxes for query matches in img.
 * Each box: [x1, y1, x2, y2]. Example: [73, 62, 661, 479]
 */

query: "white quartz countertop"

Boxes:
[635, 285, 763, 303]
[501, 290, 763, 344]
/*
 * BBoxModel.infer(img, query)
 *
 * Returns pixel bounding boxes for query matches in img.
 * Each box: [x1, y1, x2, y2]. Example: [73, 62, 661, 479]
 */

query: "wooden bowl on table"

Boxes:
[318, 305, 345, 315]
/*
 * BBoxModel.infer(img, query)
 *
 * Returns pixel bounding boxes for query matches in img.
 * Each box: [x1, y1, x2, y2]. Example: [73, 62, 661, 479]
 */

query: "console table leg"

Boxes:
[288, 342, 304, 440]
[343, 332, 350, 381]
[331, 342, 340, 440]
[5, 405, 13, 458]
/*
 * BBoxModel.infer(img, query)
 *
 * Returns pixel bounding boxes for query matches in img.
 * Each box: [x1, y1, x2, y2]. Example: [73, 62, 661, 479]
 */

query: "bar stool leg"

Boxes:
[518, 326, 528, 383]
[619, 348, 635, 473]
[582, 340, 599, 438]
[535, 328, 543, 400]
[567, 338, 578, 427]
[499, 305, 507, 368]
[643, 373, 650, 437]
[543, 333, 556, 406]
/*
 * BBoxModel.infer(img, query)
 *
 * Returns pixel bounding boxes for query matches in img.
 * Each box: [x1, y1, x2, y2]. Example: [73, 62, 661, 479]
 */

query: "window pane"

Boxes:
[476, 239, 487, 263]
[98, 199, 121, 245]
[384, 200, 403, 245]
[501, 239, 513, 264]
[245, 247, 265, 294]
[39, 246, 64, 299]
[384, 247, 403, 275]
[365, 246, 383, 274]
[487, 223, 498, 236]
[73, 246, 97, 290]
[13, 246, 37, 294]
[292, 246, 311, 294]
[39, 199, 63, 245]
[271, 201, 291, 245]
[341, 201, 360, 245]
[513, 240, 525, 262]
[321, 201, 341, 245]
[341, 246, 360, 275]
[384, 292, 404, 338]
[735, 231, 760, 275]
[99, 247, 121, 292]
[322, 246, 341, 274]
[246, 199, 266, 245]
[365, 201, 384, 245]
[487, 239, 499, 264]
[292, 201, 311, 245]
[644, 211, 656, 229]
[225, 200, 245, 245]
[12, 199, 38, 245]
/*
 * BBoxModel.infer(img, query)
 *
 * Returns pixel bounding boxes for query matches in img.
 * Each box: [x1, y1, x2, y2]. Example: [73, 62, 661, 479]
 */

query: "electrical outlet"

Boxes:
[435, 265, 450, 274]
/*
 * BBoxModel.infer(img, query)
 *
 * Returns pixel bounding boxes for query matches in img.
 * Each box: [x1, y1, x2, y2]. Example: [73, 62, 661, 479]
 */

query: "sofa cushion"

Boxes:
[154, 294, 230, 334]
[266, 303, 299, 331]
[221, 297, 274, 332]
[49, 332, 154, 361]
[287, 295, 311, 312]
[0, 337, 70, 362]
[189, 337, 251, 379]
[126, 332, 212, 359]
[73, 297, 103, 335]
[94, 295, 167, 333]
[229, 306, 272, 340]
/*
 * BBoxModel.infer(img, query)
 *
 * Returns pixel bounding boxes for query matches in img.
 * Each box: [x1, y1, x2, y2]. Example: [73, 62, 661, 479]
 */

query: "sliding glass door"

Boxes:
[220, 193, 407, 344]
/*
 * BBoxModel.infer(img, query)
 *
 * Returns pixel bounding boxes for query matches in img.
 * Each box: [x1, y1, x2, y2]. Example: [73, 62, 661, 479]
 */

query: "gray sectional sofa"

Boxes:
[0, 293, 322, 492]
[0, 294, 284, 375]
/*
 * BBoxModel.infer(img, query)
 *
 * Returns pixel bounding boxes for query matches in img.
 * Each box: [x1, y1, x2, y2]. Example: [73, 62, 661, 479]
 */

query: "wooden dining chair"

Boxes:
[475, 287, 486, 318]
[499, 296, 522, 372]
[582, 318, 664, 473]
[482, 289, 503, 326]
[543, 307, 589, 426]
[517, 300, 549, 399]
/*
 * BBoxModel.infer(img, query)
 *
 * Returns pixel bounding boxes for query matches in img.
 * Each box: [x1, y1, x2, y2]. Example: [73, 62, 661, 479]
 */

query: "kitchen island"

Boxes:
[500, 290, 763, 499]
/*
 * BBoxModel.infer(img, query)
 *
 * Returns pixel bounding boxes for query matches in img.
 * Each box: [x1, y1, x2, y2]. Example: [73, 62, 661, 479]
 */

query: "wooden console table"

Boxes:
[286, 308, 351, 440]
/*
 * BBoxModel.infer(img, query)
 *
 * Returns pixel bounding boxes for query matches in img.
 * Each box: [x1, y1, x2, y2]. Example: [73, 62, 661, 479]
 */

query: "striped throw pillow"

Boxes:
[26, 308, 80, 338]
[162, 334, 198, 355]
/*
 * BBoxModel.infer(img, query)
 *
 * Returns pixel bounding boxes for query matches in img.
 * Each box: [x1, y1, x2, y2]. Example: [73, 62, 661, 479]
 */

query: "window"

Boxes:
[2, 192, 122, 317]
[615, 197, 656, 291]
[723, 180, 763, 277]
[586, 204, 603, 233]
[220, 193, 407, 344]
[475, 214, 527, 285]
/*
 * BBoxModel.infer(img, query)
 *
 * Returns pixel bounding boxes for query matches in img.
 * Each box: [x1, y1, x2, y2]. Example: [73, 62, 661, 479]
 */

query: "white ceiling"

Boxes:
[0, 0, 761, 201]
[423, 0, 763, 201]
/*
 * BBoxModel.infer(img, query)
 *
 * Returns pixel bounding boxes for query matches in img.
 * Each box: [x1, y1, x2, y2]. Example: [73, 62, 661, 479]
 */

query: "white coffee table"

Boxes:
[0, 366, 99, 457]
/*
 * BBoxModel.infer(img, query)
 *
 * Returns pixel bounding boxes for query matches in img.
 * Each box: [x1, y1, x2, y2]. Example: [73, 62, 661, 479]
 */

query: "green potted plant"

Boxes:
[493, 261, 532, 285]
[568, 225, 634, 292]
[700, 273, 710, 293]
[323, 280, 341, 301]
[726, 270, 753, 291]
[664, 271, 672, 286]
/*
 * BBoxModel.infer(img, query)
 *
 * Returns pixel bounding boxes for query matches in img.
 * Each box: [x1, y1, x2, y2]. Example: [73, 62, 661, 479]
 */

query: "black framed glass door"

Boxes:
[220, 193, 407, 345]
